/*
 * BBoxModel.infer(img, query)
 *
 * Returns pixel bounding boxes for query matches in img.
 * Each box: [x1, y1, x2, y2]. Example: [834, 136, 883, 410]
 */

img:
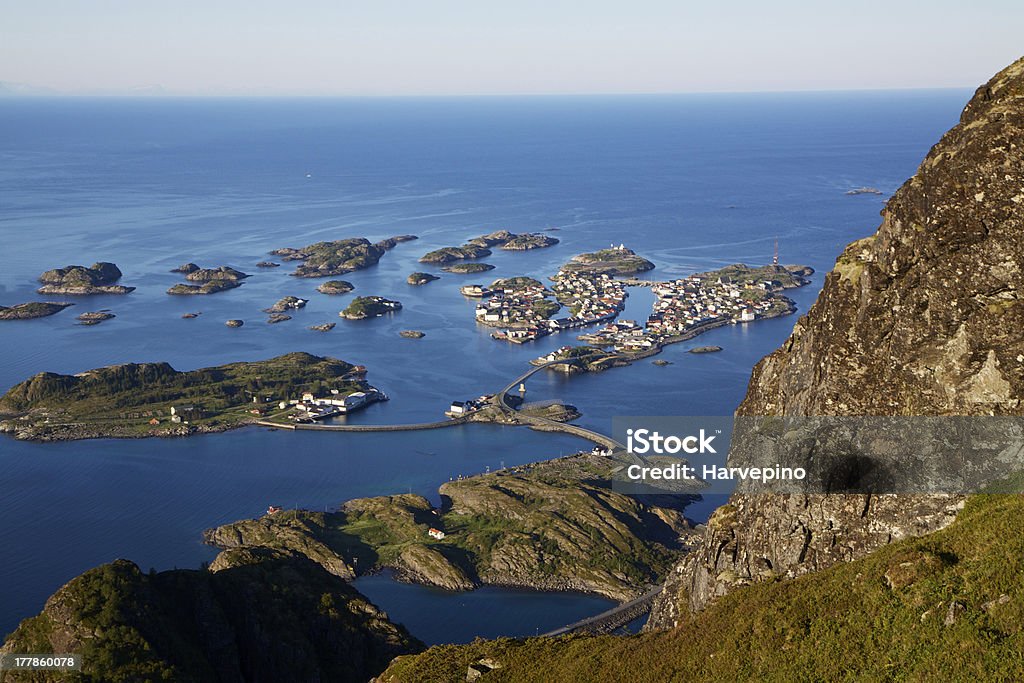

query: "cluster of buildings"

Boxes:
[478, 272, 629, 345]
[579, 275, 786, 352]
[287, 387, 388, 422]
[446, 394, 492, 417]
[473, 279, 555, 331]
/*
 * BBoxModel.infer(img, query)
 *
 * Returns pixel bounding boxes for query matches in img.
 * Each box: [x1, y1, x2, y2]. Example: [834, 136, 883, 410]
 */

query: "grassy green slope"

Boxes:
[381, 494, 1024, 682]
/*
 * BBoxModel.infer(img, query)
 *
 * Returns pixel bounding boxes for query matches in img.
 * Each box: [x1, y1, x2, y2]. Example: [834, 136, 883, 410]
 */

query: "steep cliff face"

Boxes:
[649, 56, 1024, 627]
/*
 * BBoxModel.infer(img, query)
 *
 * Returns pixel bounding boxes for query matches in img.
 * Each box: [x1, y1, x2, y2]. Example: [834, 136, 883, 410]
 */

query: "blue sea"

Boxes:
[0, 91, 967, 642]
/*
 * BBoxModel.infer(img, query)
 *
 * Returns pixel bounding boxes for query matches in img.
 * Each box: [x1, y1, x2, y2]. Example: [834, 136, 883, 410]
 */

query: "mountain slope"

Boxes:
[0, 553, 420, 683]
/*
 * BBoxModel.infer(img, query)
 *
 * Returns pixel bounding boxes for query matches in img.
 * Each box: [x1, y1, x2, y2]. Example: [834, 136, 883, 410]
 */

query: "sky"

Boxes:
[1, 0, 1022, 96]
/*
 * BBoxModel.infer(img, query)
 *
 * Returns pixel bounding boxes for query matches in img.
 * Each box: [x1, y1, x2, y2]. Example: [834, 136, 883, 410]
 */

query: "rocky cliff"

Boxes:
[648, 56, 1024, 627]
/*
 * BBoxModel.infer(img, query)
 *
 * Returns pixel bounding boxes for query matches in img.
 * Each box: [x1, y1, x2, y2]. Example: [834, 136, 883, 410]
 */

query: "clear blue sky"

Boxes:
[2, 0, 1022, 95]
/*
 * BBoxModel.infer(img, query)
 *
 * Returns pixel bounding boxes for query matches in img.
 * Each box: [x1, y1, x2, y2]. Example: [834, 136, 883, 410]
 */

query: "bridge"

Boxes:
[257, 358, 625, 452]
[256, 415, 471, 432]
[493, 360, 625, 452]
[541, 584, 663, 637]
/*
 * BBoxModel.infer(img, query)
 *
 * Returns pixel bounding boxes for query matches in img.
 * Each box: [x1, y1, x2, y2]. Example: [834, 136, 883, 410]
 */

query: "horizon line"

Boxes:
[0, 84, 977, 100]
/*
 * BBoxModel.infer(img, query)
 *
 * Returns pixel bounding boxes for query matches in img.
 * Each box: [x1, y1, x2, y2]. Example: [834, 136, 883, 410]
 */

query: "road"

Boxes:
[541, 584, 664, 637]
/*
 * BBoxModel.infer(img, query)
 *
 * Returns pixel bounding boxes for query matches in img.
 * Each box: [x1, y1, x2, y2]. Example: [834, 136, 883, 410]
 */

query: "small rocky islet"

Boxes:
[316, 280, 355, 295]
[37, 262, 134, 295]
[263, 296, 307, 313]
[340, 296, 402, 320]
[443, 262, 494, 274]
[76, 311, 116, 326]
[167, 264, 249, 295]
[0, 302, 74, 320]
[399, 330, 425, 338]
[407, 272, 440, 285]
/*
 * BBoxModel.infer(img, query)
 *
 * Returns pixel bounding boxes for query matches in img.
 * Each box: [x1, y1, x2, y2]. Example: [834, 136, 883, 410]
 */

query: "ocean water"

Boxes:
[0, 91, 967, 640]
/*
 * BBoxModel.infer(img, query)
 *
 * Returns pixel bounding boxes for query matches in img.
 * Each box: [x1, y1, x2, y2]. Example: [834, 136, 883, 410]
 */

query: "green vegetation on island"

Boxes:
[37, 262, 134, 295]
[500, 233, 559, 250]
[317, 280, 355, 295]
[0, 302, 74, 320]
[272, 236, 412, 278]
[443, 263, 495, 274]
[399, 330, 425, 338]
[558, 245, 655, 276]
[0, 556, 420, 683]
[0, 352, 367, 441]
[422, 230, 559, 264]
[167, 264, 248, 295]
[206, 453, 690, 601]
[490, 276, 545, 291]
[340, 296, 403, 320]
[167, 280, 242, 295]
[420, 244, 492, 264]
[407, 272, 440, 285]
[693, 262, 812, 289]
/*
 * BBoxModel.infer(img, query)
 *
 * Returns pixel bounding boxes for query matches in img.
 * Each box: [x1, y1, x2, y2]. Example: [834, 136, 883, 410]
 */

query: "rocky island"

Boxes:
[37, 262, 134, 295]
[407, 272, 440, 285]
[420, 230, 559, 264]
[317, 279, 355, 295]
[500, 233, 559, 250]
[443, 262, 495, 274]
[0, 352, 370, 441]
[263, 295, 307, 313]
[76, 311, 115, 325]
[206, 453, 690, 601]
[272, 236, 412, 278]
[340, 296, 403, 320]
[167, 264, 249, 295]
[399, 330, 425, 338]
[0, 302, 74, 320]
[559, 245, 655, 276]
[419, 244, 492, 264]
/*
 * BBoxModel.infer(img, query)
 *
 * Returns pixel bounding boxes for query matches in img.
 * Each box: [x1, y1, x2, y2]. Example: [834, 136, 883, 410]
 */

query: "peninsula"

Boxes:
[205, 453, 690, 601]
[37, 262, 134, 295]
[0, 352, 371, 441]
